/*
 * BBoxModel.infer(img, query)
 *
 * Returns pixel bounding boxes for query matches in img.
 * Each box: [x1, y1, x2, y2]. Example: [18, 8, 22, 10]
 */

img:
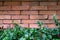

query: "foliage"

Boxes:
[0, 14, 60, 40]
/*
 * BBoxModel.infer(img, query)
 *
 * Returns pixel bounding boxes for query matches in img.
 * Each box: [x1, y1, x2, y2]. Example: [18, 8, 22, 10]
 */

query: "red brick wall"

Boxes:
[0, 0, 60, 28]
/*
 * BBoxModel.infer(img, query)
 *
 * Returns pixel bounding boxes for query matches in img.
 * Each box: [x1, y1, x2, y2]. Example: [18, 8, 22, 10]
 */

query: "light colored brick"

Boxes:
[22, 2, 39, 6]
[3, 20, 20, 24]
[49, 15, 60, 19]
[39, 20, 54, 24]
[0, 6, 11, 10]
[11, 23, 28, 28]
[44, 24, 56, 28]
[0, 20, 3, 23]
[20, 15, 29, 19]
[40, 2, 57, 6]
[48, 6, 60, 10]
[29, 24, 39, 28]
[30, 15, 48, 19]
[56, 11, 60, 14]
[4, 2, 21, 6]
[20, 24, 28, 28]
[3, 20, 12, 24]
[21, 11, 38, 15]
[1, 11, 20, 15]
[0, 15, 11, 19]
[12, 15, 20, 19]
[39, 11, 56, 15]
[3, 24, 10, 28]
[21, 20, 37, 24]
[30, 6, 47, 10]
[12, 6, 29, 10]
[30, 15, 38, 19]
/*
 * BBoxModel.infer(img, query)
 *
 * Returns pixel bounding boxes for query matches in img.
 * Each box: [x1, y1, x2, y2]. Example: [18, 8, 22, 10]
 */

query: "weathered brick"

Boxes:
[30, 15, 48, 19]
[0, 15, 11, 19]
[22, 2, 39, 6]
[3, 24, 10, 28]
[30, 6, 47, 10]
[29, 24, 39, 28]
[20, 15, 29, 19]
[39, 20, 54, 24]
[0, 20, 3, 23]
[40, 2, 57, 6]
[0, 2, 2, 6]
[20, 24, 28, 28]
[56, 11, 60, 14]
[3, 20, 20, 24]
[39, 11, 56, 15]
[44, 24, 56, 28]
[4, 2, 21, 6]
[0, 6, 11, 10]
[12, 15, 20, 19]
[3, 20, 12, 24]
[12, 0, 47, 2]
[48, 0, 57, 2]
[21, 11, 38, 15]
[30, 15, 38, 19]
[12, 6, 29, 10]
[21, 20, 37, 24]
[12, 15, 29, 19]
[1, 11, 20, 15]
[48, 6, 60, 10]
[0, 0, 11, 2]
[49, 15, 60, 19]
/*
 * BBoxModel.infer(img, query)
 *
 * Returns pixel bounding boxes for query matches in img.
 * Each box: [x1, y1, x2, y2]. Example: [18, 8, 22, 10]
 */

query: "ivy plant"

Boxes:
[0, 14, 60, 40]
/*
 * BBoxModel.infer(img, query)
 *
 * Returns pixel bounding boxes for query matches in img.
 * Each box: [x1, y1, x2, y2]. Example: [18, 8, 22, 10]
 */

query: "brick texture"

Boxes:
[0, 1, 59, 28]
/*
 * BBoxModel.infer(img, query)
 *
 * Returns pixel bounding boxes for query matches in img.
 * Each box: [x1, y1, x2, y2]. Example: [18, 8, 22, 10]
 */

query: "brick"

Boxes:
[12, 0, 47, 2]
[0, 6, 11, 10]
[40, 2, 57, 6]
[3, 20, 20, 24]
[30, 6, 47, 10]
[44, 24, 56, 28]
[0, 11, 2, 14]
[0, 20, 3, 23]
[22, 20, 54, 24]
[20, 15, 29, 19]
[4, 2, 21, 6]
[3, 20, 12, 24]
[39, 20, 54, 24]
[39, 11, 56, 15]
[48, 6, 60, 10]
[0, 24, 3, 28]
[30, 15, 48, 19]
[48, 0, 57, 2]
[11, 23, 28, 28]
[58, 2, 60, 5]
[12, 6, 29, 10]
[29, 24, 39, 28]
[21, 11, 38, 15]
[1, 11, 20, 15]
[0, 2, 2, 6]
[3, 24, 10, 28]
[0, 15, 11, 19]
[12, 15, 29, 19]
[0, 0, 11, 2]
[12, 15, 20, 19]
[22, 2, 39, 6]
[13, 20, 21, 23]
[30, 15, 38, 19]
[20, 24, 28, 28]
[49, 15, 60, 19]
[21, 20, 37, 24]
[56, 11, 60, 14]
